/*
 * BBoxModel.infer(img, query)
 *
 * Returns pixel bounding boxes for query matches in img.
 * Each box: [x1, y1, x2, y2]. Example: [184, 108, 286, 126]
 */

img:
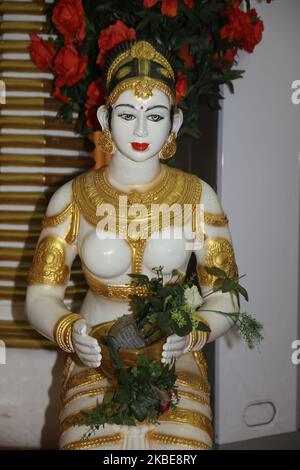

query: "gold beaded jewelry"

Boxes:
[98, 129, 116, 154]
[159, 131, 177, 160]
[53, 313, 82, 353]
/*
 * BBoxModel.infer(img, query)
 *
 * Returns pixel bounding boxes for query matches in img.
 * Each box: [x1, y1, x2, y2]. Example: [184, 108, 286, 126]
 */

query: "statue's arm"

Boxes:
[26, 181, 101, 366]
[194, 179, 239, 343]
[25, 181, 79, 343]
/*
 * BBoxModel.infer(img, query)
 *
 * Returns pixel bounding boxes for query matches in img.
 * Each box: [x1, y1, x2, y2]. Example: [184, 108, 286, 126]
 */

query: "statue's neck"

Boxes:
[106, 151, 162, 192]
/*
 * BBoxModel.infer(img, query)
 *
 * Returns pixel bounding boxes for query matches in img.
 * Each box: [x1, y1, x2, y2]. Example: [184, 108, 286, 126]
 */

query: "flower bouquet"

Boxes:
[77, 266, 263, 434]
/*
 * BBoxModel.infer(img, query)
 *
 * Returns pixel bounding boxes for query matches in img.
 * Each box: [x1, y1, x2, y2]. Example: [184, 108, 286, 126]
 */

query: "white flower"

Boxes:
[184, 285, 204, 310]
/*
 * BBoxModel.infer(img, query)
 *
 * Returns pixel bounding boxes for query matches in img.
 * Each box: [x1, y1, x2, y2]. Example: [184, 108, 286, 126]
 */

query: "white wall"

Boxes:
[216, 0, 300, 444]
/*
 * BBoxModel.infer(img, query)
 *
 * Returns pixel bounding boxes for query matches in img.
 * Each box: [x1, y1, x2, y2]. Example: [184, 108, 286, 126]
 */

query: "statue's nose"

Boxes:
[134, 116, 148, 138]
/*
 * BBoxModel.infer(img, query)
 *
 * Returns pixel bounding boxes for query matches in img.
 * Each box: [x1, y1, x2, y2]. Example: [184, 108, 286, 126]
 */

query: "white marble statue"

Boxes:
[26, 40, 239, 450]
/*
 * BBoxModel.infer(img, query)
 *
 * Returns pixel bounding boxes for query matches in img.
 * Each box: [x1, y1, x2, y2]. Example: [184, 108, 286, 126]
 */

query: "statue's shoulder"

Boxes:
[199, 178, 224, 214]
[45, 179, 74, 217]
[170, 166, 224, 214]
[45, 167, 94, 218]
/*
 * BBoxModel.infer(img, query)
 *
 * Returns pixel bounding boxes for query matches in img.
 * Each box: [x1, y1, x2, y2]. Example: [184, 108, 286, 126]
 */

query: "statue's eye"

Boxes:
[147, 114, 164, 122]
[118, 113, 136, 121]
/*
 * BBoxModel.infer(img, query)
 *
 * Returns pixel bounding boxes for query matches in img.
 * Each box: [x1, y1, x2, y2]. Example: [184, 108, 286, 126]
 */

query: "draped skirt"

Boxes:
[59, 350, 213, 450]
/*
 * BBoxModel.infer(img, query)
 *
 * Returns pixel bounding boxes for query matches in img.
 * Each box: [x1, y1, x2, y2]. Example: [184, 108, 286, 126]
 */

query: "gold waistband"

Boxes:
[82, 266, 148, 300]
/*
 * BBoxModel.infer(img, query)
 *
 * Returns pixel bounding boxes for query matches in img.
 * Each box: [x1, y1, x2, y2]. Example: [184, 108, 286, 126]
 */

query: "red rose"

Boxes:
[177, 46, 194, 69]
[144, 0, 159, 7]
[85, 79, 105, 130]
[220, 5, 264, 54]
[53, 87, 71, 104]
[224, 48, 238, 64]
[160, 401, 171, 413]
[52, 0, 86, 46]
[54, 45, 88, 87]
[28, 34, 56, 71]
[183, 0, 194, 8]
[97, 20, 136, 68]
[161, 0, 179, 17]
[176, 72, 188, 104]
[144, 0, 185, 17]
[160, 390, 172, 413]
[241, 9, 264, 53]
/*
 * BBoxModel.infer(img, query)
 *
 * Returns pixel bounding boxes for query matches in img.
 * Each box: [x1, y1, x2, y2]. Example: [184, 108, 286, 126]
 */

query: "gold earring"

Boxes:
[98, 129, 116, 154]
[159, 131, 177, 160]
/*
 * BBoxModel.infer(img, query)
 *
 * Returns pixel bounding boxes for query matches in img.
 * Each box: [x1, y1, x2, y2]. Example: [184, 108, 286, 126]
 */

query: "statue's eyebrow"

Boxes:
[115, 104, 135, 109]
[115, 104, 169, 111]
[146, 105, 169, 111]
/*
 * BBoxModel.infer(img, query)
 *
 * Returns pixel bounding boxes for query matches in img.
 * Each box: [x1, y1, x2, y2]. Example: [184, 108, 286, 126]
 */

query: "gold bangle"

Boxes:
[185, 329, 209, 353]
[53, 313, 82, 353]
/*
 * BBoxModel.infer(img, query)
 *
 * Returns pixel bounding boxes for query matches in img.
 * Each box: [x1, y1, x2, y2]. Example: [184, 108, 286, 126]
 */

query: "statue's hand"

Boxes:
[72, 319, 102, 368]
[161, 334, 188, 364]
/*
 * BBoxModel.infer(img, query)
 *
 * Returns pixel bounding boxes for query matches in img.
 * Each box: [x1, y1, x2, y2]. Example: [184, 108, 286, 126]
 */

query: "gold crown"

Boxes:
[105, 41, 176, 104]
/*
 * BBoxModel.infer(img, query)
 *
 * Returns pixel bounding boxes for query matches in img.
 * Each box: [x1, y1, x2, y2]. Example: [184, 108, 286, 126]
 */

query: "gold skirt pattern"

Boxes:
[59, 351, 213, 450]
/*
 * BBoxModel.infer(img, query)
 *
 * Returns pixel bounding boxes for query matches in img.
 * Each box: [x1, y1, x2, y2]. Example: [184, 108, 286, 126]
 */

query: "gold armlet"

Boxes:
[27, 235, 70, 286]
[53, 313, 82, 353]
[197, 237, 239, 287]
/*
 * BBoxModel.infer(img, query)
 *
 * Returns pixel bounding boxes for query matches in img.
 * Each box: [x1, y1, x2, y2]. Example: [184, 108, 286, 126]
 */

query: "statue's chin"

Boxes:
[118, 152, 158, 163]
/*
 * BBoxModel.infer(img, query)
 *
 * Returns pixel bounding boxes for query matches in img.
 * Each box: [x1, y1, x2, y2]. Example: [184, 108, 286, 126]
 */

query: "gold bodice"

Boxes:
[28, 165, 236, 298]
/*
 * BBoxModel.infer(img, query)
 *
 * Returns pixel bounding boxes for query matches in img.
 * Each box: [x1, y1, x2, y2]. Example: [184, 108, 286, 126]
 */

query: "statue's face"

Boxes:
[110, 88, 172, 162]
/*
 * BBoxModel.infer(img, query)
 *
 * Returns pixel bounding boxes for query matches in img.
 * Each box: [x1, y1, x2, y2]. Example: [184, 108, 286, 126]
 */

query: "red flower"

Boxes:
[52, 0, 86, 46]
[53, 87, 71, 103]
[28, 34, 56, 71]
[183, 0, 194, 8]
[224, 48, 238, 64]
[220, 5, 264, 54]
[54, 45, 88, 87]
[176, 72, 188, 104]
[161, 0, 179, 17]
[144, 0, 159, 7]
[177, 46, 194, 69]
[242, 9, 264, 53]
[160, 390, 173, 413]
[85, 79, 106, 130]
[97, 20, 136, 68]
[160, 401, 171, 413]
[144, 0, 180, 18]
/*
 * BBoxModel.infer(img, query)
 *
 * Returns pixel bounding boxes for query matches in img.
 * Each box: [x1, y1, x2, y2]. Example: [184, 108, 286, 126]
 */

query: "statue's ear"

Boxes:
[97, 105, 109, 131]
[171, 108, 183, 136]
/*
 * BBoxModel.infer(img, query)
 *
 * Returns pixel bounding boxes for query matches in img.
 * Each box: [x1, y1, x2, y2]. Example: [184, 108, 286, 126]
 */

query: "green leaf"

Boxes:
[196, 321, 211, 333]
[221, 278, 236, 293]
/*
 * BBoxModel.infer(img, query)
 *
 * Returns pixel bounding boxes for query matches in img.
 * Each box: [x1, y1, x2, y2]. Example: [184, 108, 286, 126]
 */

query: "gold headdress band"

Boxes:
[105, 41, 176, 105]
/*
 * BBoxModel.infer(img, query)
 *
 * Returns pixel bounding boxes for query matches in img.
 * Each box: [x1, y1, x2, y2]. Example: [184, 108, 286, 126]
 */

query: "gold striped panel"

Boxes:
[0, 22, 47, 34]
[0, 135, 87, 151]
[0, 192, 49, 206]
[0, 286, 87, 301]
[0, 40, 30, 53]
[0, 211, 44, 224]
[0, 230, 41, 243]
[3, 97, 60, 111]
[0, 173, 76, 186]
[1, 77, 52, 92]
[0, 116, 77, 131]
[0, 3, 93, 350]
[0, 2, 46, 14]
[0, 155, 94, 169]
[0, 60, 39, 72]
[0, 320, 55, 349]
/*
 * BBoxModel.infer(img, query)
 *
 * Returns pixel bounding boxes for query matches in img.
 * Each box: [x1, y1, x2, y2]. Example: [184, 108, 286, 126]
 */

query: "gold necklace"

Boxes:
[72, 165, 202, 273]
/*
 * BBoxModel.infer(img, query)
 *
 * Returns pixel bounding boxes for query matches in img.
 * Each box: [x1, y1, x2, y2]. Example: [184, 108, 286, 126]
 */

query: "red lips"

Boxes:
[131, 142, 149, 151]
